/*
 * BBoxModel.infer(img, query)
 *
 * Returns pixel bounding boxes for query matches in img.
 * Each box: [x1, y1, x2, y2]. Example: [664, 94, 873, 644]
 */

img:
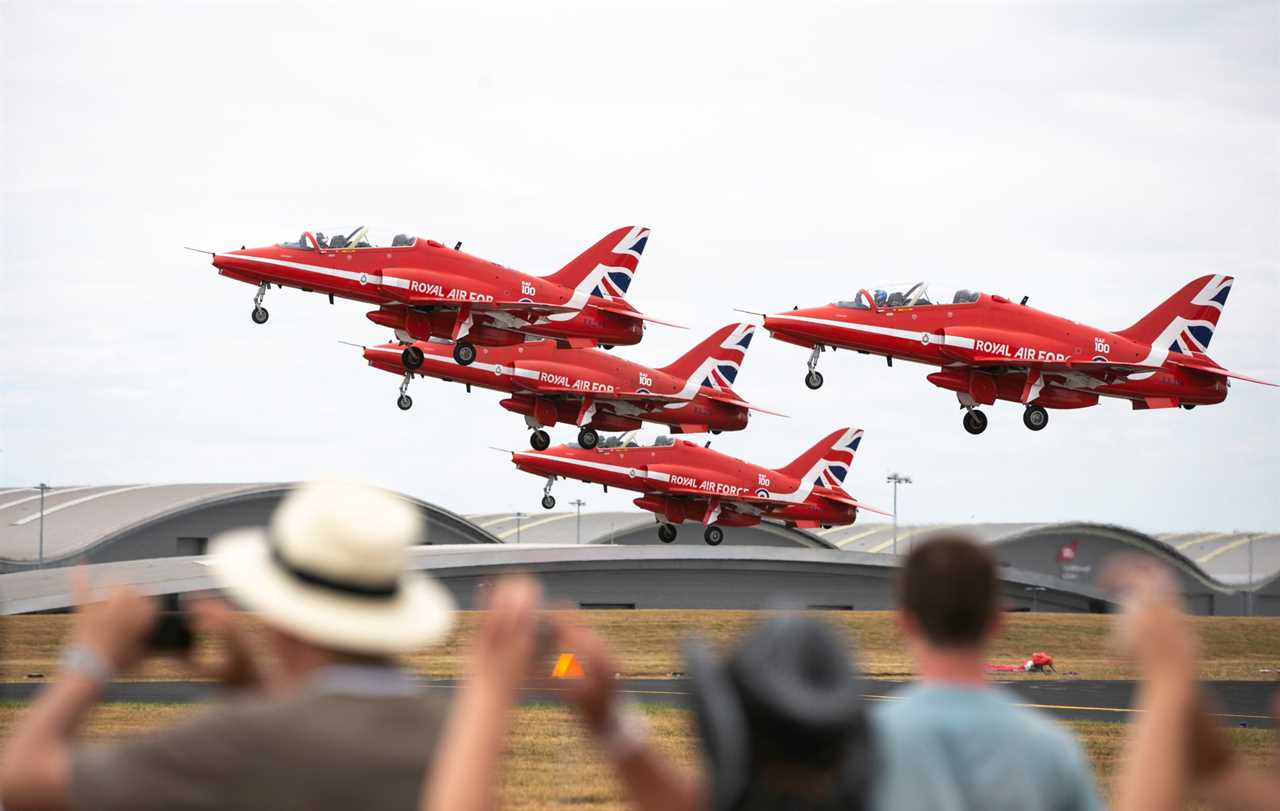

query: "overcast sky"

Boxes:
[2, 1, 1276, 533]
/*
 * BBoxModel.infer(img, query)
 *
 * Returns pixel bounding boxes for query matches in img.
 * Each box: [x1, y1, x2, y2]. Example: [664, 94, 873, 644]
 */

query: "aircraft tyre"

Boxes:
[805, 371, 824, 390]
[401, 346, 424, 370]
[396, 394, 413, 411]
[962, 409, 988, 435]
[704, 525, 724, 546]
[658, 523, 677, 543]
[453, 341, 477, 366]
[1023, 405, 1048, 431]
[540, 494, 556, 510]
[251, 307, 269, 325]
[578, 426, 600, 449]
[601, 344, 614, 350]
[530, 430, 551, 451]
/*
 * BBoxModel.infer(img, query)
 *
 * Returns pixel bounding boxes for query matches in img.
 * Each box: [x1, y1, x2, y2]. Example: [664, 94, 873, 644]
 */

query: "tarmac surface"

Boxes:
[1, 679, 1274, 728]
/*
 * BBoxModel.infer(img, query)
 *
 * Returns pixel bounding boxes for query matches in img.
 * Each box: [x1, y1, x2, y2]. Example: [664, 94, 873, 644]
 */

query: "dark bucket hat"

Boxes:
[684, 616, 873, 811]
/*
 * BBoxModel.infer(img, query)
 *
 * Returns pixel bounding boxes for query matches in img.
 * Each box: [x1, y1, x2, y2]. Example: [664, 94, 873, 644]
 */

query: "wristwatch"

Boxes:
[59, 644, 116, 684]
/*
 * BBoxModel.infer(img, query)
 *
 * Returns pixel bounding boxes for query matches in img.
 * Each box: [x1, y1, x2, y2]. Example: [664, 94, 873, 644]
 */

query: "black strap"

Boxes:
[270, 546, 399, 599]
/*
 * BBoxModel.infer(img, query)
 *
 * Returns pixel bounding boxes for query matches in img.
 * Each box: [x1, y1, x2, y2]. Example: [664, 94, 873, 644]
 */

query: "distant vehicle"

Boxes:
[762, 275, 1275, 434]
[203, 225, 675, 364]
[508, 427, 887, 545]
[362, 323, 779, 449]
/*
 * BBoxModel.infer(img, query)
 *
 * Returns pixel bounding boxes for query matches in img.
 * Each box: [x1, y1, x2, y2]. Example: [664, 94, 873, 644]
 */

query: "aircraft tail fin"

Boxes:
[542, 226, 650, 303]
[659, 323, 756, 395]
[777, 427, 864, 488]
[1116, 274, 1233, 356]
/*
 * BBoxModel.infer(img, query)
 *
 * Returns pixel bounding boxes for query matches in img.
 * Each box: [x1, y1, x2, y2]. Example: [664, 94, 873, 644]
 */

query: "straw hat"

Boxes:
[208, 480, 455, 654]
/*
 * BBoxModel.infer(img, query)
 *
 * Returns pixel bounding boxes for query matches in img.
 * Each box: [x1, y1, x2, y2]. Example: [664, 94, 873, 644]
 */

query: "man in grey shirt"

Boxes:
[871, 536, 1104, 811]
[0, 480, 456, 811]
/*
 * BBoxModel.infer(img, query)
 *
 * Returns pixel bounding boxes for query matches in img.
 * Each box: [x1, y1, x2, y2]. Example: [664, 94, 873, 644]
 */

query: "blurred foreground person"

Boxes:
[566, 615, 871, 811]
[0, 480, 456, 811]
[1107, 558, 1280, 811]
[872, 535, 1103, 811]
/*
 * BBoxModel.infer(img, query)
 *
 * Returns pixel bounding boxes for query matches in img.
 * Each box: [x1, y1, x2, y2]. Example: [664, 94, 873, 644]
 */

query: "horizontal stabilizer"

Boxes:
[700, 391, 788, 417]
[1167, 355, 1277, 387]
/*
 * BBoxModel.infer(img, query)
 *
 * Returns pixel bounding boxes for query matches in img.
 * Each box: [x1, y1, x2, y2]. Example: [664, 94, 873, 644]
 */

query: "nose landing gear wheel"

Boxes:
[658, 523, 677, 543]
[402, 346, 424, 370]
[540, 495, 556, 510]
[962, 409, 988, 435]
[578, 427, 599, 449]
[453, 341, 477, 366]
[1023, 405, 1048, 431]
[804, 370, 824, 390]
[251, 307, 269, 324]
[704, 525, 724, 546]
[396, 394, 413, 411]
[530, 430, 551, 451]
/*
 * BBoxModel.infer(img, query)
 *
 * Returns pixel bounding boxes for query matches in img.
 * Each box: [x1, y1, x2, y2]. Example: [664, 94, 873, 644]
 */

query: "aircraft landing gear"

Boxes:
[402, 345, 424, 370]
[704, 525, 724, 546]
[1023, 405, 1048, 431]
[962, 409, 988, 435]
[250, 282, 269, 324]
[530, 429, 551, 451]
[540, 478, 555, 510]
[804, 345, 824, 390]
[396, 373, 413, 411]
[577, 426, 600, 449]
[1181, 403, 1196, 411]
[453, 341, 477, 366]
[658, 523, 678, 543]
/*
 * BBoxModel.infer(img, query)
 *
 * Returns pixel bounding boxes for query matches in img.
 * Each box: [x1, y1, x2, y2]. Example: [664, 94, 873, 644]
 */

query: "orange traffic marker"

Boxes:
[551, 653, 585, 679]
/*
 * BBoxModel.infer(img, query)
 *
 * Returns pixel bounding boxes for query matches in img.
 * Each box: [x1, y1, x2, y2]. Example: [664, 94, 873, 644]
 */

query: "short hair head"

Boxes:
[897, 534, 999, 647]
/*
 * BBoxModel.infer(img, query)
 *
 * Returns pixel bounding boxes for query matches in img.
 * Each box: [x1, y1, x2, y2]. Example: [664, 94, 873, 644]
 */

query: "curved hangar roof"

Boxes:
[0, 483, 497, 572]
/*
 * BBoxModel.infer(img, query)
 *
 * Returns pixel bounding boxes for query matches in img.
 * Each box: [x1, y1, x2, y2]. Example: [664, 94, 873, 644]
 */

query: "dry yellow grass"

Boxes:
[4, 611, 1278, 682]
[0, 701, 1274, 810]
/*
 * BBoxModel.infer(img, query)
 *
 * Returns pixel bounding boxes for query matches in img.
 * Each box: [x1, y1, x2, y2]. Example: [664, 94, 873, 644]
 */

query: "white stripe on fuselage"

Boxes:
[524, 454, 813, 504]
[219, 253, 374, 286]
[767, 314, 977, 349]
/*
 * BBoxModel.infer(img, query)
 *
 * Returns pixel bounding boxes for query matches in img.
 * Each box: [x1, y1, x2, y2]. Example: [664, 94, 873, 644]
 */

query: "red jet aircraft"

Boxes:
[361, 323, 778, 449]
[762, 275, 1274, 434]
[204, 225, 673, 365]
[509, 427, 885, 545]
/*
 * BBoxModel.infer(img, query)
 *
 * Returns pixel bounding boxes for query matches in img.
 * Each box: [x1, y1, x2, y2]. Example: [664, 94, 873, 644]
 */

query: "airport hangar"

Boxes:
[0, 484, 1276, 616]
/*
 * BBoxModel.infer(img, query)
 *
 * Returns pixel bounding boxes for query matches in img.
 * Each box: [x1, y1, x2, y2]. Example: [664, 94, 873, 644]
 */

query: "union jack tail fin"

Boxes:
[1116, 274, 1232, 356]
[542, 226, 649, 303]
[776, 427, 864, 488]
[659, 323, 756, 395]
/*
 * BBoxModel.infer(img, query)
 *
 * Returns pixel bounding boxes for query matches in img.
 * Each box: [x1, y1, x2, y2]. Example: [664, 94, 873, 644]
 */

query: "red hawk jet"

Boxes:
[362, 323, 778, 449]
[203, 225, 673, 364]
[509, 427, 886, 545]
[762, 275, 1274, 434]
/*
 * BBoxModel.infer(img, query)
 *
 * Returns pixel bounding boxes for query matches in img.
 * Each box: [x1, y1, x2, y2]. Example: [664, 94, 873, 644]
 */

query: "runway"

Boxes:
[1, 679, 1273, 727]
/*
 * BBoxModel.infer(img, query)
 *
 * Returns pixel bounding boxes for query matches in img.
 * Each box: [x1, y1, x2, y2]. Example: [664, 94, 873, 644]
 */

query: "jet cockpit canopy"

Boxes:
[835, 283, 980, 309]
[278, 226, 417, 251]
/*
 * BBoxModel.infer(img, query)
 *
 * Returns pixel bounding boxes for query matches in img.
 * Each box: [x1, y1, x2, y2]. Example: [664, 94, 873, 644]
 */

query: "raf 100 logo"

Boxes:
[1093, 336, 1111, 354]
[638, 372, 653, 387]
[521, 281, 537, 297]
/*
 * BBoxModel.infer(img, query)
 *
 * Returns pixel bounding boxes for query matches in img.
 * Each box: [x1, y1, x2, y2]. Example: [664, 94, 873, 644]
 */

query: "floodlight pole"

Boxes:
[570, 499, 586, 544]
[514, 511, 528, 545]
[37, 483, 50, 568]
[1247, 533, 1254, 617]
[886, 473, 912, 555]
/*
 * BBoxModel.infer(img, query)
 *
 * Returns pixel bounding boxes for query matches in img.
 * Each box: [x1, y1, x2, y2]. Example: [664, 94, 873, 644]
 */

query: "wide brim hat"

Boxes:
[208, 480, 455, 655]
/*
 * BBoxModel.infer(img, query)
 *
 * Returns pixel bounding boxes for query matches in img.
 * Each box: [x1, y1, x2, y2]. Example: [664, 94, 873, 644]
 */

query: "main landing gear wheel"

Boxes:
[1023, 405, 1048, 431]
[401, 346, 424, 370]
[397, 394, 413, 411]
[805, 370, 824, 390]
[541, 494, 556, 510]
[530, 430, 551, 451]
[578, 426, 600, 449]
[962, 409, 988, 435]
[453, 341, 477, 366]
[704, 525, 724, 546]
[658, 523, 678, 543]
[251, 307, 269, 324]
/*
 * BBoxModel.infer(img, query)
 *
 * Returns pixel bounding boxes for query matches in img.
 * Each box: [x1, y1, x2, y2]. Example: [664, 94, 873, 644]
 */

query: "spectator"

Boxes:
[552, 615, 873, 811]
[871, 535, 1103, 811]
[1106, 557, 1280, 811]
[0, 479, 456, 811]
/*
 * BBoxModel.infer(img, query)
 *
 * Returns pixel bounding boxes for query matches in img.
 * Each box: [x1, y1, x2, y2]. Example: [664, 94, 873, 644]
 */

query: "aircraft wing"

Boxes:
[400, 297, 581, 316]
[589, 302, 687, 328]
[817, 489, 893, 516]
[699, 390, 788, 417]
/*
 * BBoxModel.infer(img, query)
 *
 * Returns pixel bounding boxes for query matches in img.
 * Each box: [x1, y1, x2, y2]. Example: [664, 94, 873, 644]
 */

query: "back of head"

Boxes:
[686, 616, 873, 811]
[898, 534, 998, 648]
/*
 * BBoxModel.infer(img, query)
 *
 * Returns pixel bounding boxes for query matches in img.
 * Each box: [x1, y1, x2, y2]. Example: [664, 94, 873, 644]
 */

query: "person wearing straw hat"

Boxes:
[1, 479, 457, 811]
